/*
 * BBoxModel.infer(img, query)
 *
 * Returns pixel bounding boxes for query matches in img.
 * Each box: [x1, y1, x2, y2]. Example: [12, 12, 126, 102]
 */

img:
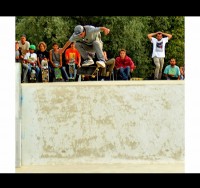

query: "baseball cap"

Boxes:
[29, 44, 36, 50]
[73, 25, 84, 36]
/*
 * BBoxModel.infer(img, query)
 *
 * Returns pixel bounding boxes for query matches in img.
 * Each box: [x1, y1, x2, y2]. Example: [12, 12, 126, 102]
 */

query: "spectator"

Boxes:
[18, 34, 30, 57]
[179, 65, 185, 80]
[15, 41, 22, 63]
[37, 41, 50, 82]
[65, 42, 81, 80]
[164, 58, 181, 80]
[18, 34, 30, 83]
[147, 31, 172, 80]
[115, 49, 135, 80]
[24, 44, 40, 82]
[49, 42, 69, 81]
[100, 51, 115, 80]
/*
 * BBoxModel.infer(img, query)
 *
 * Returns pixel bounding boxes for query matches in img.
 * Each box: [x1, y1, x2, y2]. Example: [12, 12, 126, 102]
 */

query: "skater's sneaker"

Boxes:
[82, 59, 94, 66]
[96, 61, 105, 68]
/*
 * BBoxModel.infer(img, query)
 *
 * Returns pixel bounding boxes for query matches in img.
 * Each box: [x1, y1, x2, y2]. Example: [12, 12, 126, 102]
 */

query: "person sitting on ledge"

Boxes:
[163, 58, 181, 80]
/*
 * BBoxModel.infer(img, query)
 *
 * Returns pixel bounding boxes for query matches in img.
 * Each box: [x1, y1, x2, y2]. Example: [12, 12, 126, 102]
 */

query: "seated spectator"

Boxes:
[100, 51, 115, 80]
[37, 41, 50, 82]
[16, 40, 28, 83]
[179, 65, 185, 80]
[49, 42, 69, 81]
[164, 58, 181, 80]
[115, 49, 135, 80]
[24, 44, 40, 82]
[15, 41, 22, 63]
[17, 36, 30, 83]
[65, 42, 81, 80]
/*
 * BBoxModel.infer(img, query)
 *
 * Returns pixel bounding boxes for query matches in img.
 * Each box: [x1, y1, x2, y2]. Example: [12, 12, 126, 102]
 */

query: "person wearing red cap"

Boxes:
[61, 25, 110, 69]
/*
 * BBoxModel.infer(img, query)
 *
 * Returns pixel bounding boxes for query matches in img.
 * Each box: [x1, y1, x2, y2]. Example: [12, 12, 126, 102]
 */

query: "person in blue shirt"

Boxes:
[164, 58, 181, 80]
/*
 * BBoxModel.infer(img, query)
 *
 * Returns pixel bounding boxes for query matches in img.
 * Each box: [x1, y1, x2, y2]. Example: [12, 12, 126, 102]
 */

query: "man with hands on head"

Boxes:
[148, 31, 172, 80]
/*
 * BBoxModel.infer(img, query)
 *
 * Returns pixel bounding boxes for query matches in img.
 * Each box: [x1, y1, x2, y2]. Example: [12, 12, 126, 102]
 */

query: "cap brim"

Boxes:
[73, 32, 81, 37]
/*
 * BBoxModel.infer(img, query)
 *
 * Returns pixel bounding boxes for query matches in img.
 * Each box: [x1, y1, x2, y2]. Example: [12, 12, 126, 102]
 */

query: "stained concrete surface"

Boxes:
[16, 162, 184, 173]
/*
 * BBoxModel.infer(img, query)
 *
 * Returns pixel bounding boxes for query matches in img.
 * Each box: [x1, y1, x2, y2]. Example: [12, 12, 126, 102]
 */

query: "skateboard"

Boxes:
[29, 64, 37, 82]
[77, 66, 99, 81]
[69, 60, 76, 81]
[41, 59, 49, 82]
[54, 67, 63, 80]
[27, 57, 37, 82]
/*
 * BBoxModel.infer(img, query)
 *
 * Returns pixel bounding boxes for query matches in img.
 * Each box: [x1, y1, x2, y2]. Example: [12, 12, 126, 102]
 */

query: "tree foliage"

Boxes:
[16, 16, 184, 79]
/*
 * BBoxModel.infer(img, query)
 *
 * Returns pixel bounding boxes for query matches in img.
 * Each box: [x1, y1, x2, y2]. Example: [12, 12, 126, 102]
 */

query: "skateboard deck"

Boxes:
[29, 66, 37, 82]
[54, 67, 62, 80]
[41, 60, 49, 82]
[68, 61, 76, 81]
[77, 66, 99, 78]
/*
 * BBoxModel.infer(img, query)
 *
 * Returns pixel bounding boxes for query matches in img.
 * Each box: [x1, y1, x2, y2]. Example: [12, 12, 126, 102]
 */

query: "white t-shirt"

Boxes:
[24, 52, 37, 63]
[151, 37, 168, 58]
[18, 41, 30, 56]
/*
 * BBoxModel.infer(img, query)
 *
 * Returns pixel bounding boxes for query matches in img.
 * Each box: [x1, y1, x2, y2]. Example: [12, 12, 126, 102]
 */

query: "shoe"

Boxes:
[82, 59, 94, 66]
[96, 61, 105, 68]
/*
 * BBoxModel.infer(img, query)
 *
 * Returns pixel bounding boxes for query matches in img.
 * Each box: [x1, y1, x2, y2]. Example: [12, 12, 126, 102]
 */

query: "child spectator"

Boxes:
[49, 42, 69, 81]
[24, 45, 40, 82]
[65, 42, 81, 80]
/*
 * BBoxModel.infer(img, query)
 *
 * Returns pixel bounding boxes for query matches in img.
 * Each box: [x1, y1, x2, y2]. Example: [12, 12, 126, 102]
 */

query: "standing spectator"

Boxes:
[164, 58, 181, 80]
[115, 49, 135, 80]
[147, 31, 172, 80]
[61, 25, 110, 68]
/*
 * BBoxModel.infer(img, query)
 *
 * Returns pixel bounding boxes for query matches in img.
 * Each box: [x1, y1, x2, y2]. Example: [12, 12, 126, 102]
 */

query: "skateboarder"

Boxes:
[61, 25, 110, 68]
